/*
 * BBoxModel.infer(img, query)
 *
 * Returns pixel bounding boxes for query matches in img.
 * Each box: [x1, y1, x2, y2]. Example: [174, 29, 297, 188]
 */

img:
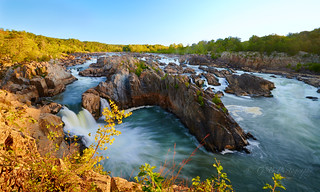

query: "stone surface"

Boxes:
[202, 73, 220, 86]
[0, 60, 77, 100]
[225, 73, 275, 97]
[183, 67, 196, 74]
[82, 91, 101, 119]
[164, 63, 183, 74]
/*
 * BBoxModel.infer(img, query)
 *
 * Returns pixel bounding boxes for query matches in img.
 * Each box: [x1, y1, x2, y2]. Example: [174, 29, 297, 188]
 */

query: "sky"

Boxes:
[0, 0, 319, 46]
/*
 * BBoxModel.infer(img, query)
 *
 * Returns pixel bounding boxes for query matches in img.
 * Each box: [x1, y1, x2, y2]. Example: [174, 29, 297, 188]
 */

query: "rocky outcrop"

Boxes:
[220, 51, 320, 71]
[164, 63, 183, 74]
[225, 74, 275, 97]
[82, 55, 249, 152]
[79, 67, 106, 77]
[0, 60, 77, 101]
[190, 74, 205, 87]
[183, 67, 196, 74]
[188, 55, 211, 65]
[202, 73, 220, 86]
[0, 90, 67, 157]
[82, 89, 101, 119]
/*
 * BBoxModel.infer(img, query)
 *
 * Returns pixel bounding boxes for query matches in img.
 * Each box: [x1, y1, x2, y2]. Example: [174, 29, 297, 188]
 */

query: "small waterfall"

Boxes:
[59, 106, 99, 146]
[100, 98, 111, 120]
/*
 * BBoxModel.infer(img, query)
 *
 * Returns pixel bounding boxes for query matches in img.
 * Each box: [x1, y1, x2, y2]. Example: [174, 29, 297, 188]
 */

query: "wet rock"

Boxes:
[191, 74, 204, 87]
[317, 89, 320, 93]
[225, 73, 275, 97]
[183, 67, 196, 74]
[82, 91, 101, 119]
[306, 96, 318, 101]
[79, 67, 106, 77]
[202, 73, 220, 86]
[164, 63, 183, 74]
[270, 75, 277, 78]
[246, 132, 257, 140]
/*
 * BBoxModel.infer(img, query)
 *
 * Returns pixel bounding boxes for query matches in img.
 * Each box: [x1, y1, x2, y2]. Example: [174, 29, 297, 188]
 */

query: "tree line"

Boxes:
[0, 29, 169, 64]
[1, 28, 319, 65]
[159, 28, 320, 57]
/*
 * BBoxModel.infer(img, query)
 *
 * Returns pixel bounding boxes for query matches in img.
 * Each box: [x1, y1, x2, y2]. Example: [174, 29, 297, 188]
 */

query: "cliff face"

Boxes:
[219, 51, 320, 71]
[82, 55, 249, 152]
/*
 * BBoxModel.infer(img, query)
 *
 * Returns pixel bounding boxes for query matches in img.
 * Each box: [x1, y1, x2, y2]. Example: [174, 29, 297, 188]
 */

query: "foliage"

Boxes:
[212, 94, 222, 105]
[303, 62, 320, 72]
[263, 173, 286, 192]
[135, 163, 165, 192]
[135, 60, 148, 77]
[192, 158, 233, 192]
[0, 29, 170, 65]
[198, 95, 204, 107]
[196, 90, 205, 106]
[156, 28, 320, 57]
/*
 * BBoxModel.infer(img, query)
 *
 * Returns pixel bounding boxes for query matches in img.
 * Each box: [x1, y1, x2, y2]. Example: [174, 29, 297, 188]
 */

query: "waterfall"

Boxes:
[100, 98, 111, 120]
[59, 106, 99, 146]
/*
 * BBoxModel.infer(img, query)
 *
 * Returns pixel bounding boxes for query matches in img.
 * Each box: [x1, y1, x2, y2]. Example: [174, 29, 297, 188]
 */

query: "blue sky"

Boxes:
[0, 0, 319, 46]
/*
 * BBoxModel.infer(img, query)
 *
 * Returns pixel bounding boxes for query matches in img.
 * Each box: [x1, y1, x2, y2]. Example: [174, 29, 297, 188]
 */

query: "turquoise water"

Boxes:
[55, 55, 320, 191]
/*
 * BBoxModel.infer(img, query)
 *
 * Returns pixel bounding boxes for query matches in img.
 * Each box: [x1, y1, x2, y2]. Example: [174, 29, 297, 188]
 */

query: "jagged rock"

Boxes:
[40, 102, 62, 114]
[82, 55, 249, 152]
[202, 73, 220, 86]
[183, 67, 196, 74]
[191, 74, 204, 87]
[82, 91, 101, 119]
[188, 55, 210, 65]
[164, 63, 183, 74]
[79, 67, 106, 77]
[111, 177, 142, 192]
[1, 61, 76, 100]
[30, 77, 48, 97]
[225, 73, 275, 97]
[297, 76, 320, 87]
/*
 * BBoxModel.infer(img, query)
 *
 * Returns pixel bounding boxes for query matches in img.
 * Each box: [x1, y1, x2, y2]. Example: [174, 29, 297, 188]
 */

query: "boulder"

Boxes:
[191, 74, 204, 87]
[188, 55, 210, 65]
[164, 63, 183, 74]
[82, 92, 101, 119]
[306, 96, 318, 101]
[225, 74, 275, 97]
[79, 67, 106, 77]
[40, 102, 62, 114]
[183, 67, 196, 74]
[202, 73, 220, 86]
[30, 77, 48, 97]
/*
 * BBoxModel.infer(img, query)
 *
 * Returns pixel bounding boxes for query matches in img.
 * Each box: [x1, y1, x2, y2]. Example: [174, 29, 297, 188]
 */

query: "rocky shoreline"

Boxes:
[1, 51, 319, 191]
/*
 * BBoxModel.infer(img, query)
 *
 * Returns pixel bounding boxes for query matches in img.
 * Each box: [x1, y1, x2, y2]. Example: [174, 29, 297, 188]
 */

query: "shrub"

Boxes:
[212, 94, 222, 105]
[263, 173, 286, 192]
[192, 159, 233, 192]
[304, 62, 320, 73]
[198, 95, 204, 107]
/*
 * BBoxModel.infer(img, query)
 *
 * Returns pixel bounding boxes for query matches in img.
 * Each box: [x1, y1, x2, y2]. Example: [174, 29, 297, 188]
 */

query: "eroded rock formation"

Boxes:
[82, 55, 249, 152]
[225, 74, 275, 97]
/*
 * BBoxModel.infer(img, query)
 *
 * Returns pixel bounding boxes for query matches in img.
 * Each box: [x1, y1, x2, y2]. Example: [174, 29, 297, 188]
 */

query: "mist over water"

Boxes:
[54, 54, 320, 191]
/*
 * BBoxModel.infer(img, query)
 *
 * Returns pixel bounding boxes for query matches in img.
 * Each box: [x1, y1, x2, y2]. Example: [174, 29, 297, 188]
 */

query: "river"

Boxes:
[53, 53, 320, 191]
